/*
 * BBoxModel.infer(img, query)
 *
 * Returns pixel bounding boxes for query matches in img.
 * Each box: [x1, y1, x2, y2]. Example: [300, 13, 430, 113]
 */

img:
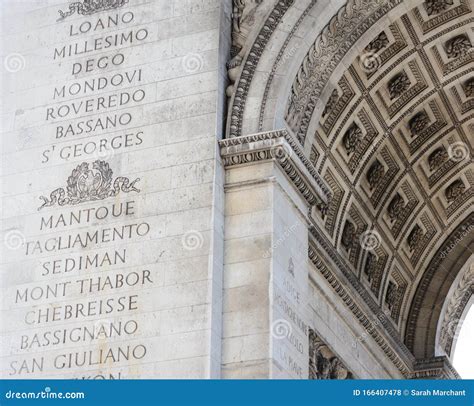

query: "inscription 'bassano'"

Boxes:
[38, 160, 140, 210]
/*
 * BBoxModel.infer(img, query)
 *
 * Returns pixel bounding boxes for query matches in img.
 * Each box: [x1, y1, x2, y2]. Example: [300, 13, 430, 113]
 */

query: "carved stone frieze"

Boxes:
[308, 237, 413, 377]
[412, 357, 460, 379]
[438, 264, 474, 355]
[228, 0, 294, 136]
[309, 330, 352, 379]
[219, 130, 332, 206]
[57, 0, 128, 21]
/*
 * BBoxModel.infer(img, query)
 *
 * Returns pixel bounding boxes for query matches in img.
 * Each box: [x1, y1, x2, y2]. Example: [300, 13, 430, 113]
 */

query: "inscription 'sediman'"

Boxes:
[57, 0, 129, 22]
[38, 160, 140, 210]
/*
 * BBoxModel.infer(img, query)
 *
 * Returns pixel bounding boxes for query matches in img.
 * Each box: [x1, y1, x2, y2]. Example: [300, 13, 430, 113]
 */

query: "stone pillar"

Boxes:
[0, 0, 231, 379]
[220, 131, 330, 378]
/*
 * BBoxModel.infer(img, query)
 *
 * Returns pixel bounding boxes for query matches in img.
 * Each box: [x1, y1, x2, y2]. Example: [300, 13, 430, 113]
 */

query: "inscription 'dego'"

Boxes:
[7, 2, 156, 379]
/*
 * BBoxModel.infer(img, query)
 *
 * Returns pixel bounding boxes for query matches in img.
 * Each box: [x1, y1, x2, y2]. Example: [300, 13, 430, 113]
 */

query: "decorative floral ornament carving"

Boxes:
[322, 89, 339, 118]
[364, 253, 377, 281]
[445, 179, 466, 203]
[226, 0, 264, 97]
[341, 221, 356, 251]
[309, 330, 352, 380]
[445, 35, 472, 59]
[428, 147, 449, 171]
[57, 0, 129, 21]
[409, 111, 430, 136]
[342, 123, 363, 155]
[365, 31, 389, 53]
[367, 160, 385, 190]
[388, 193, 405, 222]
[439, 264, 474, 354]
[425, 0, 454, 16]
[388, 72, 411, 99]
[385, 281, 398, 310]
[463, 78, 474, 98]
[38, 160, 140, 210]
[407, 225, 423, 252]
[229, 0, 263, 67]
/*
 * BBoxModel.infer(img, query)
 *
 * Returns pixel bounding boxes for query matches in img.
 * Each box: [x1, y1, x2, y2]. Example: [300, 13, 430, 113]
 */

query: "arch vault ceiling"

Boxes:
[226, 0, 474, 363]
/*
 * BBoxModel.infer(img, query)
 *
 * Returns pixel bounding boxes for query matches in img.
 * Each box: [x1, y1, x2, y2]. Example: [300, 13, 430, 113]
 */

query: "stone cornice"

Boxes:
[308, 233, 414, 378]
[219, 130, 332, 205]
[412, 356, 461, 379]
